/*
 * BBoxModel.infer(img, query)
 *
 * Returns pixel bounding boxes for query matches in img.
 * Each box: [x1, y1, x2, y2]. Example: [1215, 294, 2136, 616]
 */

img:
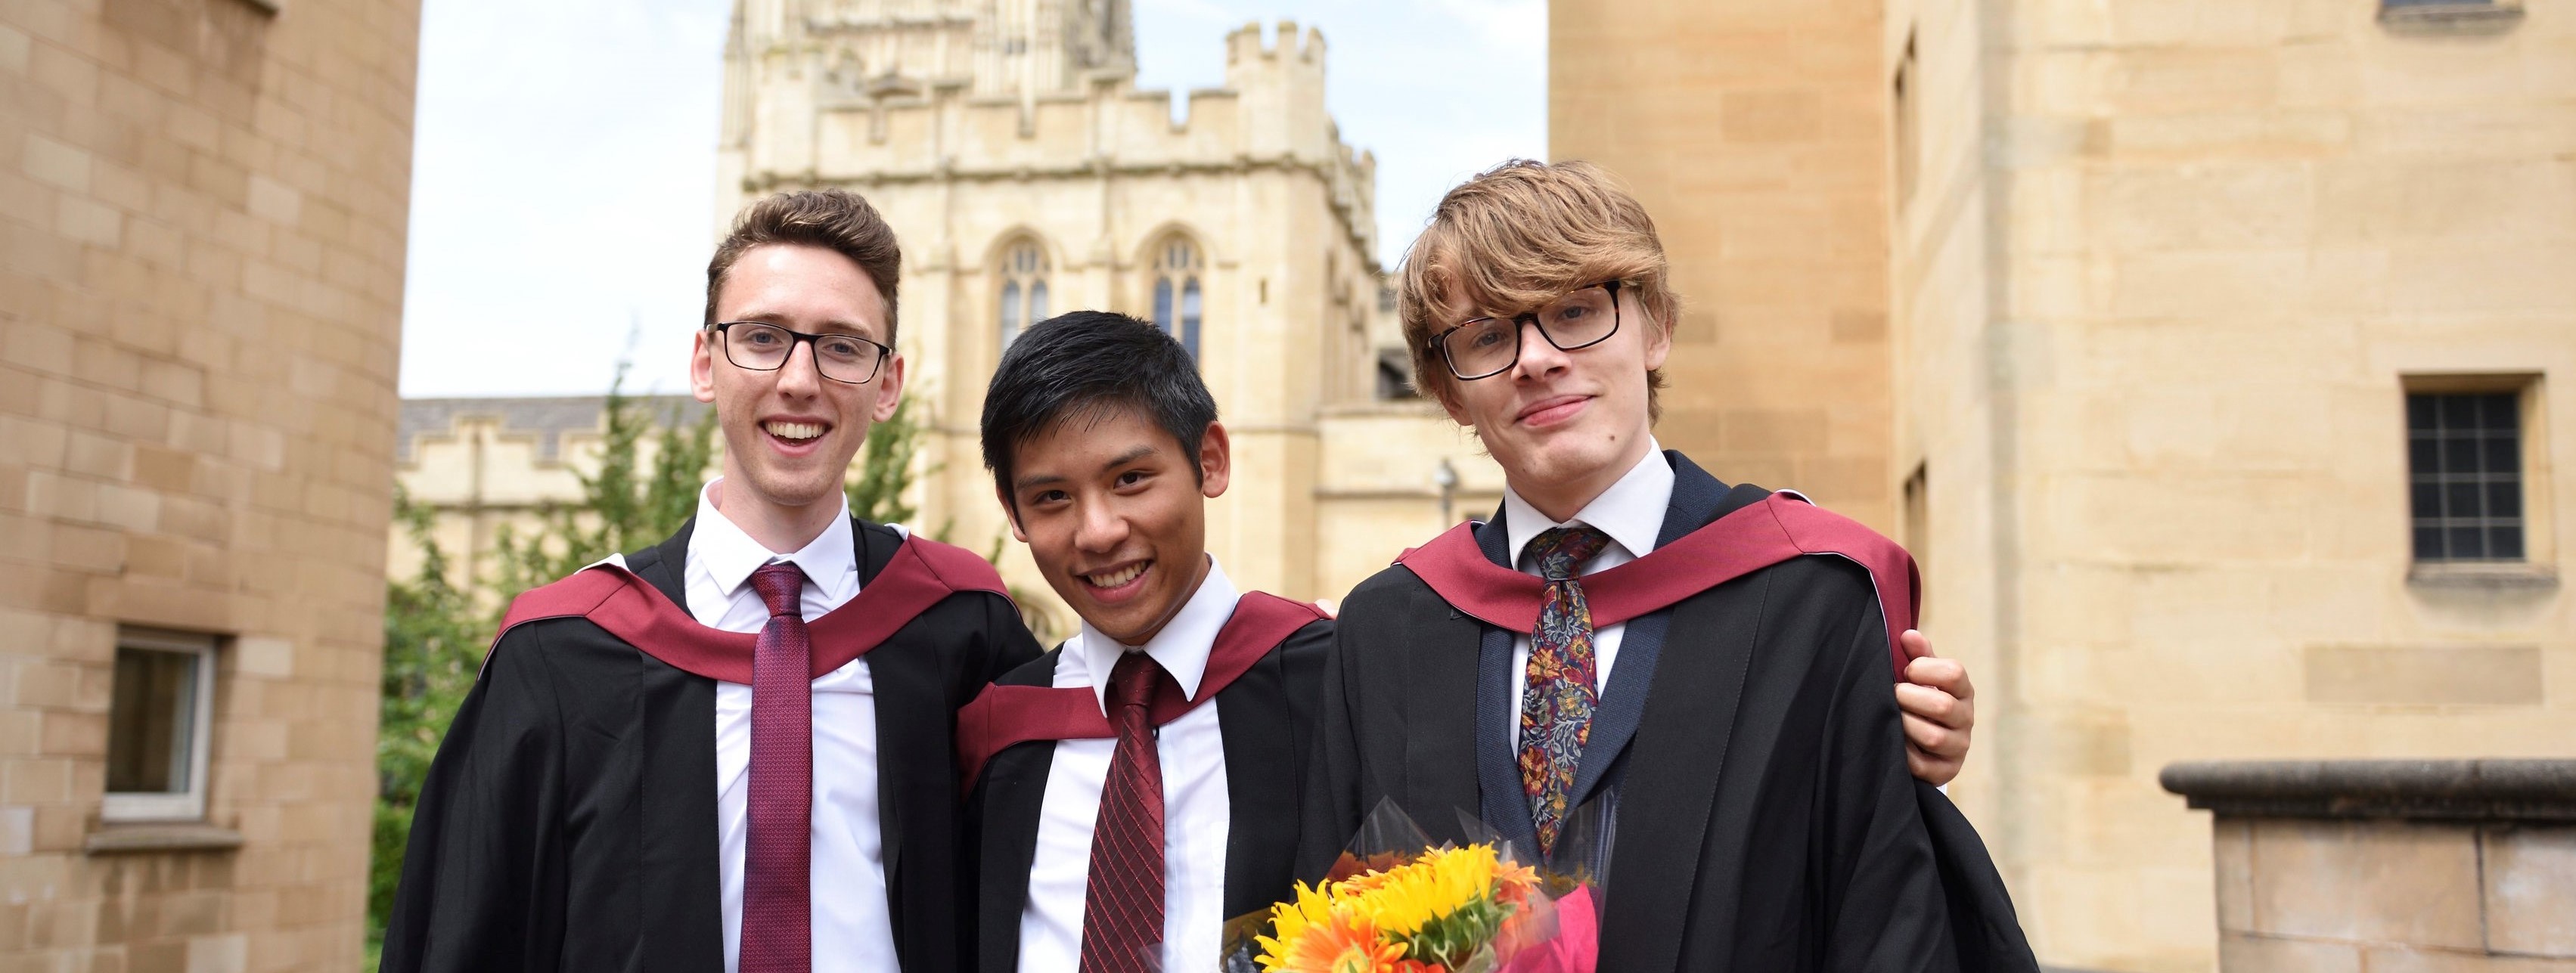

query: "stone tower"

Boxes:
[712, 2, 1486, 612]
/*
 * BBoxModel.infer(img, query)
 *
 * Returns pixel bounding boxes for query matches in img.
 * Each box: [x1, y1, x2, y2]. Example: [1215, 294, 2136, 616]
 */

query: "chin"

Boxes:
[744, 466, 843, 510]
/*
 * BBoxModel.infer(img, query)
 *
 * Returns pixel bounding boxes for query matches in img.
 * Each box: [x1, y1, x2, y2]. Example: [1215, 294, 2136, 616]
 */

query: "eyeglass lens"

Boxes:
[724, 322, 883, 383]
[1442, 285, 1619, 379]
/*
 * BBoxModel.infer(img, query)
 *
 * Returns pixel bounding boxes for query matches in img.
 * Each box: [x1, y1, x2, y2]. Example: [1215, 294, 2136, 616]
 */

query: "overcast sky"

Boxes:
[397, 0, 1545, 398]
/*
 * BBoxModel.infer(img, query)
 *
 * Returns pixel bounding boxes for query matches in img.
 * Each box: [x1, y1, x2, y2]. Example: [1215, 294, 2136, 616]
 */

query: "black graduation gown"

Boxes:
[382, 516, 1044, 973]
[1299, 453, 2033, 973]
[965, 620, 1333, 973]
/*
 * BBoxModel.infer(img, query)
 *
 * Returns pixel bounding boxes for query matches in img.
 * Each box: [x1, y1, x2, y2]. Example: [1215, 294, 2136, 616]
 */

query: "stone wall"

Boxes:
[0, 0, 418, 968]
[2165, 761, 2576, 971]
[1550, 0, 1899, 535]
[1555, 0, 2576, 969]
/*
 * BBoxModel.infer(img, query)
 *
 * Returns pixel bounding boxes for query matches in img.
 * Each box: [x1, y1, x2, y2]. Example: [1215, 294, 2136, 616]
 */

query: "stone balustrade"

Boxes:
[2162, 760, 2576, 971]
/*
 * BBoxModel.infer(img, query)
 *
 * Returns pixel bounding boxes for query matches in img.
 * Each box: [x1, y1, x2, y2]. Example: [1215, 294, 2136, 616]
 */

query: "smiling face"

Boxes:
[691, 243, 906, 531]
[1003, 405, 1229, 646]
[1433, 281, 1669, 520]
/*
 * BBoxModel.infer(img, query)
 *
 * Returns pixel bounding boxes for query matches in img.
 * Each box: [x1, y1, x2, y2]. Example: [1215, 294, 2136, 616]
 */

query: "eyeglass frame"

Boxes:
[709, 320, 895, 385]
[1428, 280, 1625, 382]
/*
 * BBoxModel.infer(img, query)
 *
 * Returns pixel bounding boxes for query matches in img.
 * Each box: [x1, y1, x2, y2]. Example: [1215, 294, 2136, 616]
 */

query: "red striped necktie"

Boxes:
[1079, 650, 1175, 973]
[740, 562, 811, 973]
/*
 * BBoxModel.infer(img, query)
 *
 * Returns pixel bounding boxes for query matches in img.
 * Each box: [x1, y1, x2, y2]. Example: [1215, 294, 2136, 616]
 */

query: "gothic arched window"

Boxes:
[998, 240, 1048, 352]
[1150, 237, 1203, 361]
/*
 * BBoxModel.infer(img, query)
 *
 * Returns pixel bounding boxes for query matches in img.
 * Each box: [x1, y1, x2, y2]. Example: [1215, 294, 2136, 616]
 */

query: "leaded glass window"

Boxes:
[2407, 392, 2523, 562]
[998, 240, 1048, 352]
[1151, 237, 1203, 360]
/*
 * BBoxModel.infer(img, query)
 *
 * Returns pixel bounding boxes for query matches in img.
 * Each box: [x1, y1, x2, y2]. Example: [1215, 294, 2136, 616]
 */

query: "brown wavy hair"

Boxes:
[1396, 160, 1678, 420]
[704, 189, 903, 344]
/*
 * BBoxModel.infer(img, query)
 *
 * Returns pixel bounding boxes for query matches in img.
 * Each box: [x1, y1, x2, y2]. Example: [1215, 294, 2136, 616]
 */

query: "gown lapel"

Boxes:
[1565, 455, 1732, 810]
[1460, 511, 1541, 856]
[1403, 549, 1488, 849]
[970, 652, 1062, 973]
[850, 520, 942, 961]
[627, 521, 728, 969]
[1596, 455, 1772, 970]
[1216, 644, 1301, 918]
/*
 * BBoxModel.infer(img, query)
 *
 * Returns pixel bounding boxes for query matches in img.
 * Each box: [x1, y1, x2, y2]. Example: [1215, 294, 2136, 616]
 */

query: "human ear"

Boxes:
[1638, 297, 1673, 372]
[997, 485, 1029, 543]
[1198, 421, 1232, 500]
[691, 328, 718, 404]
[871, 354, 906, 423]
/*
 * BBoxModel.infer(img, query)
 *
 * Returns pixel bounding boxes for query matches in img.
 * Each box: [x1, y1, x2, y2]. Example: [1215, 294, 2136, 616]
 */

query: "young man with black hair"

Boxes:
[957, 310, 1982, 973]
[383, 190, 1041, 973]
[957, 311, 1333, 973]
[1299, 160, 2034, 971]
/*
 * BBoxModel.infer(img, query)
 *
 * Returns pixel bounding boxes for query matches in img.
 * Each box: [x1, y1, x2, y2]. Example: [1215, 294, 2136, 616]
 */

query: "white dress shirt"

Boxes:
[681, 480, 901, 973]
[1018, 558, 1241, 973]
[1500, 442, 1674, 750]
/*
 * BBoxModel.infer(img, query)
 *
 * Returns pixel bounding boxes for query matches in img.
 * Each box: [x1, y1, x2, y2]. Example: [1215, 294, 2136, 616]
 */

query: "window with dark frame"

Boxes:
[104, 628, 218, 822]
[2407, 392, 2524, 562]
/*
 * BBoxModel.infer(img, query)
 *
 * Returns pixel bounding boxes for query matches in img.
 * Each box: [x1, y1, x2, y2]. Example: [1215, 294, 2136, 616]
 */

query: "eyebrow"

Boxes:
[725, 312, 879, 339]
[1010, 443, 1161, 493]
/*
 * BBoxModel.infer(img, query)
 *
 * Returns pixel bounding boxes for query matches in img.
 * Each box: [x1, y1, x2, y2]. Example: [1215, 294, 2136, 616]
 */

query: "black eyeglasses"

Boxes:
[1429, 281, 1624, 381]
[711, 321, 892, 385]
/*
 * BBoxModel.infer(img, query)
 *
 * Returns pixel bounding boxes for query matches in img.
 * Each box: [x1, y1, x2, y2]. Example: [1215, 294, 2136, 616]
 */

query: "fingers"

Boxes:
[1904, 654, 1976, 705]
[1895, 681, 1972, 730]
[1903, 712, 1968, 786]
[1900, 628, 1935, 661]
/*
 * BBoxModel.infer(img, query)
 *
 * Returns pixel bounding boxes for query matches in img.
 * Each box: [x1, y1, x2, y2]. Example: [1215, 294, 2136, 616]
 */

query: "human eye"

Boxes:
[737, 326, 785, 347]
[1115, 469, 1152, 488]
[818, 336, 867, 360]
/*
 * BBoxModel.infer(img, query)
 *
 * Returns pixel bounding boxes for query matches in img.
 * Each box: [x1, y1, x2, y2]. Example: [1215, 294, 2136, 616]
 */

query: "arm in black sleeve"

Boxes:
[380, 625, 570, 973]
[1817, 598, 1960, 973]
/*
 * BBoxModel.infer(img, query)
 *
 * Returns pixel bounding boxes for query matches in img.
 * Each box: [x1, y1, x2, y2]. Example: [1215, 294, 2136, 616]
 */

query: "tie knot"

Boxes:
[1527, 525, 1613, 582]
[1107, 651, 1165, 711]
[749, 562, 807, 618]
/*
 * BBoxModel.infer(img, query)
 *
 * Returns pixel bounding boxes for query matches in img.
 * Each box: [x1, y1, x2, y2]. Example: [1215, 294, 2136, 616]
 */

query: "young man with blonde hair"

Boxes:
[1301, 160, 2034, 971]
[385, 190, 1041, 973]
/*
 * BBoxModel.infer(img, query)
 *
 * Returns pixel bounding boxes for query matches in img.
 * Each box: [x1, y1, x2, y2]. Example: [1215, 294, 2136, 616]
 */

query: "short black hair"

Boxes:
[981, 311, 1218, 508]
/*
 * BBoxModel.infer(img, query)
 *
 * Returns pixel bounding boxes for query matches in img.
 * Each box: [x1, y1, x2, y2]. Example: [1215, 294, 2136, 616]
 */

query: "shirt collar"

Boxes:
[1075, 556, 1240, 714]
[1501, 439, 1672, 569]
[691, 478, 858, 599]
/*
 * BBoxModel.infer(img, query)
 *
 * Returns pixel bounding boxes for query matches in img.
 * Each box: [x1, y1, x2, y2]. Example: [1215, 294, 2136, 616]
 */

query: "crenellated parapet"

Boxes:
[722, 16, 1378, 268]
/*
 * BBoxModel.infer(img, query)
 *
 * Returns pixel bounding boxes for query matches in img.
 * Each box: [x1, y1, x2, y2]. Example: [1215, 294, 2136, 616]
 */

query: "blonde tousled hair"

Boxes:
[1396, 160, 1679, 419]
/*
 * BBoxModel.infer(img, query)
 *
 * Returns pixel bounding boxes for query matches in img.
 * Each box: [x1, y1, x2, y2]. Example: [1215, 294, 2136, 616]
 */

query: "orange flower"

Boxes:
[1279, 912, 1408, 973]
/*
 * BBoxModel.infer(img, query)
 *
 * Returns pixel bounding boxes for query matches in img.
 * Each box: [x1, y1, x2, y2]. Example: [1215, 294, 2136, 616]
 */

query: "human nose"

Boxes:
[1072, 494, 1129, 553]
[1509, 317, 1571, 380]
[773, 338, 822, 397]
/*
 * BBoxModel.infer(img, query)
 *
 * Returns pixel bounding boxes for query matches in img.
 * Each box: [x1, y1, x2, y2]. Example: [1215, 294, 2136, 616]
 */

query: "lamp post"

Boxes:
[1433, 457, 1459, 525]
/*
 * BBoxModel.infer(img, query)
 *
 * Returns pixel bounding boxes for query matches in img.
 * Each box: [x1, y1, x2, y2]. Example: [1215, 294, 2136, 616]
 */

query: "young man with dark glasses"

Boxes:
[1300, 160, 2035, 972]
[384, 189, 1041, 973]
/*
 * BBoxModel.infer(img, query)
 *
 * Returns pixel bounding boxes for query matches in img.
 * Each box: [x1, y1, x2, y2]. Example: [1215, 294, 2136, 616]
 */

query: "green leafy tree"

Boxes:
[368, 489, 487, 962]
[846, 397, 923, 525]
[493, 367, 718, 594]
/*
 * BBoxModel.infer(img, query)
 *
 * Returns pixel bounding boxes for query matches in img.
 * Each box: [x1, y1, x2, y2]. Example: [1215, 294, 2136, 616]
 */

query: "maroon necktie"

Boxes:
[741, 562, 810, 973]
[1079, 651, 1172, 973]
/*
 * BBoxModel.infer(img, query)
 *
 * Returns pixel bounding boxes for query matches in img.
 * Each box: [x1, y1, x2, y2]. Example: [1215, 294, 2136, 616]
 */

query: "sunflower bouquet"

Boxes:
[1221, 801, 1599, 973]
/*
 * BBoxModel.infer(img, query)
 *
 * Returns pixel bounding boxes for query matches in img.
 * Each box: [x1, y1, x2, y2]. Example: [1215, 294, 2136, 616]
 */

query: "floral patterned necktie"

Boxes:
[1517, 525, 1613, 857]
